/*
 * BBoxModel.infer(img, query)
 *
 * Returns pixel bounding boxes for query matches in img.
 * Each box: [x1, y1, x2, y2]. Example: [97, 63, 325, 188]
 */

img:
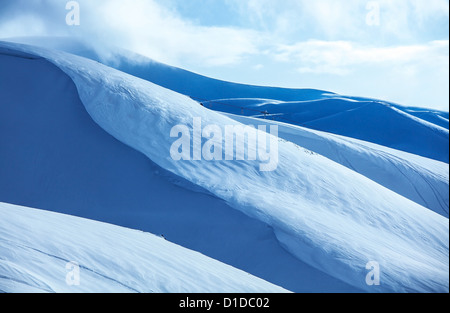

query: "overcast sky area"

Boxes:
[0, 0, 448, 111]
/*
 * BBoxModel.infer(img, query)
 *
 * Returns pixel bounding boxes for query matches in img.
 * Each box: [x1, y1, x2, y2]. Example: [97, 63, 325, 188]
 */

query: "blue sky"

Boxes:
[0, 0, 448, 111]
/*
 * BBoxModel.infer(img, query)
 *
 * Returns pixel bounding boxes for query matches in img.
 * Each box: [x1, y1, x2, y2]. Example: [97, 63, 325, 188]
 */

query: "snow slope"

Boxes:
[1, 42, 447, 293]
[223, 113, 449, 217]
[396, 105, 449, 130]
[203, 98, 449, 163]
[0, 42, 358, 293]
[7, 37, 447, 163]
[0, 202, 288, 293]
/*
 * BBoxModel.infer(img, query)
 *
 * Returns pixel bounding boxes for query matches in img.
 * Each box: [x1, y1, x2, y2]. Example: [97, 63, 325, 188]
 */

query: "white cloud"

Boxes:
[0, 0, 447, 110]
[253, 64, 264, 70]
[0, 0, 260, 67]
[270, 39, 449, 110]
[87, 0, 261, 66]
[274, 39, 449, 76]
[227, 0, 449, 43]
[0, 14, 51, 38]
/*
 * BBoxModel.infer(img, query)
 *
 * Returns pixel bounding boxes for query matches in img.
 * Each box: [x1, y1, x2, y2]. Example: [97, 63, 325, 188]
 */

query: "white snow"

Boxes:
[0, 40, 448, 293]
[0, 202, 288, 293]
[223, 113, 449, 217]
[0, 45, 357, 293]
[10, 37, 446, 162]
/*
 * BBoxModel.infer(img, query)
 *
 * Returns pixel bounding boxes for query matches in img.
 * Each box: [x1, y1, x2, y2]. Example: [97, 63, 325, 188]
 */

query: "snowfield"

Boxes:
[0, 202, 288, 293]
[224, 113, 449, 218]
[0, 40, 448, 293]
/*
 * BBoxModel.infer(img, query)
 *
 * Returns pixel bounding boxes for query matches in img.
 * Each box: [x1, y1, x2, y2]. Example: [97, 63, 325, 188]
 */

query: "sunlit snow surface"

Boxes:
[0, 41, 448, 293]
[0, 202, 288, 293]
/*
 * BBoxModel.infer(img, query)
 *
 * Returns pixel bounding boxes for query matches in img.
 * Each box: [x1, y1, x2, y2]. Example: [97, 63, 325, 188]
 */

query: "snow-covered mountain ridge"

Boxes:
[0, 40, 448, 293]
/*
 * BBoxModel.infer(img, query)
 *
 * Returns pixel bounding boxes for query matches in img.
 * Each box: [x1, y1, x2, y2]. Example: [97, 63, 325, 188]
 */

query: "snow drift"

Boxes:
[0, 202, 288, 293]
[7, 37, 448, 163]
[0, 42, 357, 293]
[224, 113, 449, 217]
[0, 40, 448, 293]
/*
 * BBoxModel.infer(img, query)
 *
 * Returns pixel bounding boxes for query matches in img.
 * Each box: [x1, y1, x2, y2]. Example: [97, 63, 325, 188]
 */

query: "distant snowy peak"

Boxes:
[3, 36, 334, 101]
[203, 97, 449, 163]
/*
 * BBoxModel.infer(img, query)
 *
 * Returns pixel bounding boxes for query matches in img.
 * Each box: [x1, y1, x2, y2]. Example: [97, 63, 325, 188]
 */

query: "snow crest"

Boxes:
[0, 42, 448, 293]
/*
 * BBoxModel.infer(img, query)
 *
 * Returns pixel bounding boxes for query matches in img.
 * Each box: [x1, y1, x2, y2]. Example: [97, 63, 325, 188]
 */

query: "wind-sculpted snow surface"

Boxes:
[0, 44, 358, 293]
[224, 113, 449, 217]
[0, 42, 448, 293]
[0, 202, 288, 293]
[7, 37, 448, 162]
